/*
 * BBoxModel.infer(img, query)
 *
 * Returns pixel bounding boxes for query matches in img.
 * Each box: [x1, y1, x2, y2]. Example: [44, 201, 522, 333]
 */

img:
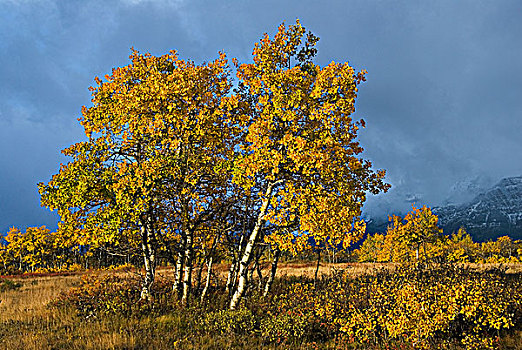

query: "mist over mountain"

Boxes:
[434, 176, 522, 241]
[365, 176, 522, 242]
[440, 175, 494, 206]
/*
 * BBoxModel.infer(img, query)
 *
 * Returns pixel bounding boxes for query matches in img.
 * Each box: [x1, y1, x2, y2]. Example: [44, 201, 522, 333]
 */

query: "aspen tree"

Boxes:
[39, 50, 236, 299]
[229, 20, 389, 309]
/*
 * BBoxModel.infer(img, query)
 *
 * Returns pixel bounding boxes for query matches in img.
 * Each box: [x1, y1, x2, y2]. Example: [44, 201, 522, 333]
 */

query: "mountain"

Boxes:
[441, 175, 492, 206]
[434, 176, 522, 241]
[365, 176, 522, 242]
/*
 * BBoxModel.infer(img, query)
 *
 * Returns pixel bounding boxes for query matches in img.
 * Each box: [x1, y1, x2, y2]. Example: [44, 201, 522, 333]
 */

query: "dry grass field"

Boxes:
[1, 263, 521, 349]
[0, 263, 356, 350]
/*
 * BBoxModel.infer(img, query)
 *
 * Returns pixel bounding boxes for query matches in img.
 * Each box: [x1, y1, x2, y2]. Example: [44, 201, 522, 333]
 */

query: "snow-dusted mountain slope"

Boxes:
[434, 176, 522, 241]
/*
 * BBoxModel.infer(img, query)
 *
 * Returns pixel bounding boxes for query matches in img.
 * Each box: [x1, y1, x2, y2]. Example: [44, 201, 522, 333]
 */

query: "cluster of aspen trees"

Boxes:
[32, 21, 391, 310]
[355, 206, 522, 264]
[0, 226, 135, 273]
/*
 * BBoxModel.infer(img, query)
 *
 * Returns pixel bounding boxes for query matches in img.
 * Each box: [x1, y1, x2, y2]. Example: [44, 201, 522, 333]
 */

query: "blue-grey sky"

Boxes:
[1, 0, 522, 233]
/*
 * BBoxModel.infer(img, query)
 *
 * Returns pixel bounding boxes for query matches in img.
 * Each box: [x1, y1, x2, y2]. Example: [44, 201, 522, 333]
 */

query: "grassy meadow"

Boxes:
[1, 263, 522, 350]
[0, 263, 344, 350]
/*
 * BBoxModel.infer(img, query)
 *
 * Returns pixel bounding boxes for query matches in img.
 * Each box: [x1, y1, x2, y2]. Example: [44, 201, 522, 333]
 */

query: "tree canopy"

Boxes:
[39, 19, 389, 308]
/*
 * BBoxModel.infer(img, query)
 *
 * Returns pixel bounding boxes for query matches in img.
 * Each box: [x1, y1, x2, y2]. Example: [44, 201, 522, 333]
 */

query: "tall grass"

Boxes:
[0, 264, 337, 349]
[0, 263, 521, 349]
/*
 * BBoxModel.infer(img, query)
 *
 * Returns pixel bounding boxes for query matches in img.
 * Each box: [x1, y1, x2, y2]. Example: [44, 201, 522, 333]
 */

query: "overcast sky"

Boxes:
[1, 0, 521, 232]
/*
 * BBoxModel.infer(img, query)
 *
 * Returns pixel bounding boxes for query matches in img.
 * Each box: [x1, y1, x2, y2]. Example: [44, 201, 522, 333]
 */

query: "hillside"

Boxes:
[366, 176, 522, 242]
[434, 176, 522, 241]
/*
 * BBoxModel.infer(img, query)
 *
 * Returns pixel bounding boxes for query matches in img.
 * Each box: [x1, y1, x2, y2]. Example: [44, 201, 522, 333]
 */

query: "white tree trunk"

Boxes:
[140, 216, 156, 300]
[200, 255, 213, 303]
[230, 181, 279, 310]
[181, 230, 193, 306]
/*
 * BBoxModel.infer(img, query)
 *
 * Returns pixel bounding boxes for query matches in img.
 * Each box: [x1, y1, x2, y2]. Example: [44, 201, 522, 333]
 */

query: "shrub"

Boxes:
[201, 308, 257, 335]
[50, 273, 175, 318]
[48, 265, 522, 349]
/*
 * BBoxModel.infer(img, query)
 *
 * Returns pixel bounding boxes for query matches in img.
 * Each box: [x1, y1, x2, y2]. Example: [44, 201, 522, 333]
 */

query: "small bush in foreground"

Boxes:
[268, 265, 522, 349]
[50, 273, 175, 319]
[202, 308, 257, 335]
[49, 265, 522, 349]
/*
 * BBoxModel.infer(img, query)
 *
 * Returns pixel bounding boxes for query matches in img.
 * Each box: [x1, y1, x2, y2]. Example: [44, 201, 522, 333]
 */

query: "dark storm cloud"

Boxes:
[1, 0, 521, 232]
